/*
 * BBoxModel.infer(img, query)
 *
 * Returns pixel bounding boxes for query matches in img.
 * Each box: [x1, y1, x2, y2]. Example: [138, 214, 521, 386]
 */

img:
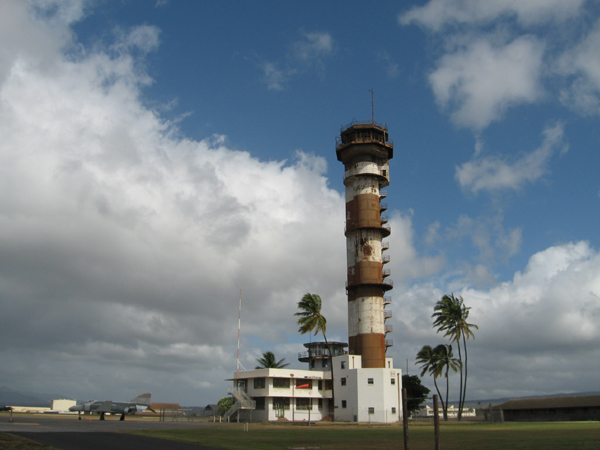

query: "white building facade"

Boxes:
[227, 350, 402, 423]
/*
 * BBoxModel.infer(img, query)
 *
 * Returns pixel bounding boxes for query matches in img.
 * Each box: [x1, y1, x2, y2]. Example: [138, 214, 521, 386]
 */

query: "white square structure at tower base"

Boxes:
[332, 354, 402, 423]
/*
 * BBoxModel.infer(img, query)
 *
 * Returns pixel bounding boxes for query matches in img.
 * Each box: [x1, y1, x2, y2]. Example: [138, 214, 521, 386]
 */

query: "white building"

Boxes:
[226, 342, 402, 423]
[51, 399, 77, 411]
[415, 404, 476, 419]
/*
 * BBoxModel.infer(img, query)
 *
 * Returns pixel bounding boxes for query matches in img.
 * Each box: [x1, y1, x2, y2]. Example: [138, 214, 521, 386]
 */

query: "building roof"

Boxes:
[493, 395, 600, 411]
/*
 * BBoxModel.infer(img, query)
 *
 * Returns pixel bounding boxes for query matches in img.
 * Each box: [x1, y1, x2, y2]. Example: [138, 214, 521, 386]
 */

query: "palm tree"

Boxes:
[295, 293, 335, 421]
[416, 344, 460, 420]
[416, 345, 446, 418]
[255, 351, 290, 369]
[432, 294, 478, 420]
[435, 344, 461, 420]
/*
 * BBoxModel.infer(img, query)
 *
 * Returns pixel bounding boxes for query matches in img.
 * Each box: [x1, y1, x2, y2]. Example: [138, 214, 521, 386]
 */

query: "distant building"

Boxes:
[202, 404, 219, 417]
[414, 404, 476, 419]
[51, 399, 76, 411]
[487, 395, 600, 422]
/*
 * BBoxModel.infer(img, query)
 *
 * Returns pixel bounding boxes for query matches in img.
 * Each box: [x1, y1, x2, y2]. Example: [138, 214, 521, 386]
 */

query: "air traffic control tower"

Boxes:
[336, 120, 394, 369]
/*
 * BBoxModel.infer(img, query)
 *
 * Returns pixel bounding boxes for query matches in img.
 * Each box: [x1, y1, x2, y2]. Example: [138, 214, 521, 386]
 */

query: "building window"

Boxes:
[318, 380, 323, 390]
[296, 379, 312, 389]
[342, 400, 347, 408]
[341, 361, 346, 369]
[325, 380, 333, 390]
[273, 397, 290, 410]
[322, 359, 329, 368]
[392, 407, 397, 414]
[273, 378, 290, 389]
[296, 398, 312, 410]
[368, 407, 375, 414]
[318, 398, 323, 409]
[254, 378, 265, 389]
[255, 398, 265, 410]
[341, 378, 347, 386]
[391, 378, 396, 385]
[367, 378, 374, 385]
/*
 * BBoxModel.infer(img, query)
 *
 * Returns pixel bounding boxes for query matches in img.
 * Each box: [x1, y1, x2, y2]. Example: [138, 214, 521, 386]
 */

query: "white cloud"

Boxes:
[378, 50, 400, 79]
[397, 241, 600, 398]
[0, 2, 347, 403]
[399, 0, 587, 30]
[292, 31, 334, 63]
[558, 18, 600, 115]
[260, 30, 334, 90]
[455, 122, 567, 193]
[429, 34, 545, 130]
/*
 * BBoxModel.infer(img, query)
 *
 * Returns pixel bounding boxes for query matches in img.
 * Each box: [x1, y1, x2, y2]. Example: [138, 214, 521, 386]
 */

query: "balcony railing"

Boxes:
[385, 324, 393, 333]
[384, 310, 393, 319]
[379, 190, 387, 199]
[382, 242, 390, 251]
[385, 339, 393, 347]
[383, 296, 392, 305]
[382, 268, 391, 278]
[379, 202, 388, 211]
[380, 215, 389, 225]
[298, 347, 346, 359]
[382, 255, 390, 264]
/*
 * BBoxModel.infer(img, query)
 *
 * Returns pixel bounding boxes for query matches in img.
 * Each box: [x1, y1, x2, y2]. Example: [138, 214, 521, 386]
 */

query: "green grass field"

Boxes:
[2, 421, 599, 449]
[131, 421, 600, 450]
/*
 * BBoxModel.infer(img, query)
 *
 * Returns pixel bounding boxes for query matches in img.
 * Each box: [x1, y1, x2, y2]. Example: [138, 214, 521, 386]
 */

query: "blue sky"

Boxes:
[1, 0, 599, 406]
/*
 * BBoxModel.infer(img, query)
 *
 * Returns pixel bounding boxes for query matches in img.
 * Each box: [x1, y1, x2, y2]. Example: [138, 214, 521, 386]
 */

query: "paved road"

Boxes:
[12, 432, 222, 450]
[2, 415, 233, 449]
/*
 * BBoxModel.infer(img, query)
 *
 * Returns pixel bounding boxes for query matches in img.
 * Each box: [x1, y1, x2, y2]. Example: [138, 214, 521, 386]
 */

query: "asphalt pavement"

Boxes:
[1, 415, 232, 450]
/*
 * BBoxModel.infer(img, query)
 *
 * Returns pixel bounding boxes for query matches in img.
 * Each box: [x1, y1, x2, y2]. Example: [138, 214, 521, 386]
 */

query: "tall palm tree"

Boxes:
[434, 344, 461, 420]
[416, 345, 446, 418]
[432, 294, 478, 420]
[295, 293, 335, 421]
[255, 351, 290, 369]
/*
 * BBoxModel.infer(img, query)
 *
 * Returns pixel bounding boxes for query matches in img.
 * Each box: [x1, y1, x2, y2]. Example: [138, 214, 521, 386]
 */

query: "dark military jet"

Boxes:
[69, 393, 154, 421]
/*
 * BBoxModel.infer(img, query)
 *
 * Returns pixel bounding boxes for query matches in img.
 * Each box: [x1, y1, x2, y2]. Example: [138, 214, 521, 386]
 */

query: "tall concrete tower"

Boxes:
[336, 120, 393, 369]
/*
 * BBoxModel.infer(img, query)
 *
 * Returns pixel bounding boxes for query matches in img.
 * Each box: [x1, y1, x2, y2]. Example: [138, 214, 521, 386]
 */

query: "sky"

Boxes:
[1, 0, 599, 406]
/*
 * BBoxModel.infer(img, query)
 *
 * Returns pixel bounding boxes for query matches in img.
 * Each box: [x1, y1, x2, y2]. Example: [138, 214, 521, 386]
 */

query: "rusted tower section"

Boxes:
[336, 120, 393, 369]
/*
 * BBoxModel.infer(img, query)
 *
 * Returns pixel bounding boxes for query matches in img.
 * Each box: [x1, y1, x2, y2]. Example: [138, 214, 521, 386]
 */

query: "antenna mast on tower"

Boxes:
[369, 88, 375, 123]
[236, 290, 244, 378]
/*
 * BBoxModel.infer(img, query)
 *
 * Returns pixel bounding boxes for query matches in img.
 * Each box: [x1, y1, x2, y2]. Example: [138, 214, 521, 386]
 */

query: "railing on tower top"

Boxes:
[340, 119, 388, 132]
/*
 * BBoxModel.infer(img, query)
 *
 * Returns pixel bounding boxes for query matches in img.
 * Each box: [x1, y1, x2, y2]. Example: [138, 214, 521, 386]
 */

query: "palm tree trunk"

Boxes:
[323, 333, 335, 422]
[444, 366, 449, 421]
[432, 377, 446, 421]
[455, 341, 463, 421]
[461, 334, 469, 420]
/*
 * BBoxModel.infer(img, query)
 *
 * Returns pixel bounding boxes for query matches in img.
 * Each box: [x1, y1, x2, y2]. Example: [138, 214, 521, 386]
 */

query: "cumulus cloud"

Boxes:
[0, 2, 349, 402]
[399, 0, 600, 129]
[399, 0, 587, 30]
[455, 122, 568, 193]
[397, 241, 600, 398]
[558, 18, 600, 115]
[260, 30, 334, 90]
[429, 34, 545, 130]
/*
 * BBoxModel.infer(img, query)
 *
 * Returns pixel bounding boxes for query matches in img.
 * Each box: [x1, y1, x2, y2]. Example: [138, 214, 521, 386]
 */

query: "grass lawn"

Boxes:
[130, 421, 600, 450]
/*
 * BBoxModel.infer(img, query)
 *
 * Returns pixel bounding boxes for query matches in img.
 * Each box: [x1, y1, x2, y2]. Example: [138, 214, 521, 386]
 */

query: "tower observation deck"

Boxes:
[336, 119, 394, 369]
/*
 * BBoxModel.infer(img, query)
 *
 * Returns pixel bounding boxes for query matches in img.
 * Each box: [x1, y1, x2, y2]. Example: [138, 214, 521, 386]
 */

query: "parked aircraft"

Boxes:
[69, 393, 155, 421]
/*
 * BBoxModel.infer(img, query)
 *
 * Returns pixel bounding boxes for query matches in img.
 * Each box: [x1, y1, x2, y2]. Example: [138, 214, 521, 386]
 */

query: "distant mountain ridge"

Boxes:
[0, 386, 70, 407]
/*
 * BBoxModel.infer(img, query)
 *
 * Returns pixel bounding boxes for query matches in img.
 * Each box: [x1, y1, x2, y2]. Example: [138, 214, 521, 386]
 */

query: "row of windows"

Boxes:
[339, 400, 396, 414]
[269, 397, 324, 411]
[340, 377, 396, 386]
[253, 378, 333, 390]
